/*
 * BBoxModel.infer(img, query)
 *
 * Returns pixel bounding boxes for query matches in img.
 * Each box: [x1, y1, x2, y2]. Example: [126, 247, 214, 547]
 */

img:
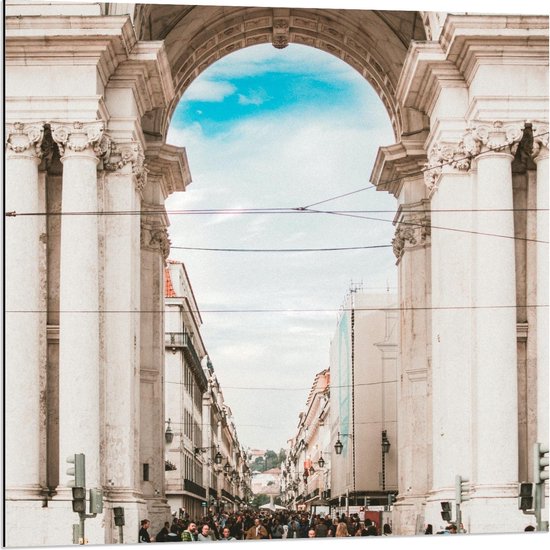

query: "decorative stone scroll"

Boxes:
[392, 212, 431, 261]
[424, 120, 525, 194]
[5, 122, 44, 158]
[103, 139, 148, 191]
[50, 121, 105, 158]
[532, 122, 549, 160]
[141, 222, 170, 260]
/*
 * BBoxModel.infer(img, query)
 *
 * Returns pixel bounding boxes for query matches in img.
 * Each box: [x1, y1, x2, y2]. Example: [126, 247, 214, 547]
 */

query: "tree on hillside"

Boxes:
[264, 450, 278, 470]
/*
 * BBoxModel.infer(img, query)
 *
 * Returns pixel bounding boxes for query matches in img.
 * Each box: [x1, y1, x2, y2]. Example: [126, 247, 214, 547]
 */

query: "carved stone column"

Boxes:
[101, 140, 148, 508]
[468, 122, 522, 498]
[392, 200, 432, 534]
[140, 208, 170, 524]
[52, 121, 104, 491]
[532, 123, 549, 449]
[425, 134, 477, 512]
[4, 122, 46, 498]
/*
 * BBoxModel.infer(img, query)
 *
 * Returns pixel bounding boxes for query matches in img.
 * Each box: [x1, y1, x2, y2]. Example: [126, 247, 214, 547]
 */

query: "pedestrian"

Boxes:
[314, 517, 329, 538]
[525, 525, 536, 532]
[220, 527, 236, 541]
[156, 521, 170, 542]
[308, 529, 316, 538]
[271, 519, 284, 539]
[335, 522, 349, 537]
[139, 519, 152, 543]
[383, 523, 392, 536]
[197, 524, 214, 542]
[424, 524, 433, 535]
[181, 522, 198, 542]
[245, 518, 268, 540]
[287, 517, 299, 539]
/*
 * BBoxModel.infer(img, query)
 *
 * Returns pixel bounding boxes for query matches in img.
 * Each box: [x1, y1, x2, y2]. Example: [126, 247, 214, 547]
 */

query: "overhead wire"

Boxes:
[5, 304, 548, 314]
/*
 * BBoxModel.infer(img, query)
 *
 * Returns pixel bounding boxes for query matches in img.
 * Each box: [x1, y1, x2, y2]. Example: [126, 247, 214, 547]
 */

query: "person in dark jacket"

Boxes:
[156, 522, 170, 542]
[139, 519, 152, 543]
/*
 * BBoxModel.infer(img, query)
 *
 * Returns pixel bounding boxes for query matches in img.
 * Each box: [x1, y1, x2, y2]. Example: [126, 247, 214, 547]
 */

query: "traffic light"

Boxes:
[534, 443, 549, 484]
[518, 482, 534, 511]
[387, 493, 395, 507]
[89, 488, 104, 514]
[71, 487, 87, 513]
[455, 475, 470, 504]
[66, 453, 86, 488]
[113, 507, 125, 527]
[440, 501, 451, 521]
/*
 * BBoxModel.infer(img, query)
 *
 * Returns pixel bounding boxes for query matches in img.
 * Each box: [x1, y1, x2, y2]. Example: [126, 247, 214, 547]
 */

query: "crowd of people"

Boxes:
[138, 510, 393, 542]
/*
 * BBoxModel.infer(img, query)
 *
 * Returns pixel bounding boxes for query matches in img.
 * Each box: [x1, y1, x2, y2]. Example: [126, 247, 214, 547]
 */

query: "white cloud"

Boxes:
[237, 88, 270, 106]
[183, 78, 237, 102]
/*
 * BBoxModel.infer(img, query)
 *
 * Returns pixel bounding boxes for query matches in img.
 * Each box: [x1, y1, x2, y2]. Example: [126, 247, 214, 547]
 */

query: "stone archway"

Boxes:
[4, 1, 548, 545]
[110, 4, 431, 139]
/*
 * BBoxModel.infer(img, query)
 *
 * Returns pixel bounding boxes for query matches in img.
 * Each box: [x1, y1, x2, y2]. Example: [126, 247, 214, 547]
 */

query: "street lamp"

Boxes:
[382, 430, 391, 454]
[214, 450, 223, 465]
[224, 461, 231, 474]
[318, 456, 325, 468]
[381, 430, 390, 491]
[334, 432, 352, 455]
[165, 419, 174, 444]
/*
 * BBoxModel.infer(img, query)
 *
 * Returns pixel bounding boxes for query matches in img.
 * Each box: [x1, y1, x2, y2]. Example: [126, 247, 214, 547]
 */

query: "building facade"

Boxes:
[4, 2, 548, 545]
[164, 262, 251, 520]
[329, 290, 399, 514]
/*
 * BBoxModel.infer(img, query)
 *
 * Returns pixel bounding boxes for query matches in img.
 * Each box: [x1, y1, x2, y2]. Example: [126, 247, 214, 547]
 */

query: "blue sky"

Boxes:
[170, 44, 390, 139]
[166, 43, 397, 452]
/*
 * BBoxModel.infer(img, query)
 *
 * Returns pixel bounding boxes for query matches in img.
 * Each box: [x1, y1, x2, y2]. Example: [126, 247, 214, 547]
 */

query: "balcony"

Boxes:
[165, 332, 208, 391]
[184, 478, 206, 498]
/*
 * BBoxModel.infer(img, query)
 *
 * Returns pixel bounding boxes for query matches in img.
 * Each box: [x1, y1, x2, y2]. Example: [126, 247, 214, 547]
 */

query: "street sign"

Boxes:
[201, 501, 208, 507]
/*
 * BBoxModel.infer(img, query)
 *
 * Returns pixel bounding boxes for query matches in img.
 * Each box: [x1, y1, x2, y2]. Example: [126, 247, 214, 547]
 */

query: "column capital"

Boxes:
[50, 121, 105, 159]
[462, 120, 524, 158]
[424, 120, 525, 194]
[5, 122, 44, 159]
[392, 207, 431, 263]
[103, 139, 149, 191]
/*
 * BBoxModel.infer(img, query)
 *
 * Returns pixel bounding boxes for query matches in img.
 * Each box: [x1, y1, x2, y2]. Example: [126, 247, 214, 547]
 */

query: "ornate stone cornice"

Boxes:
[141, 221, 170, 260]
[5, 122, 44, 158]
[50, 121, 105, 159]
[424, 120, 525, 194]
[103, 139, 149, 191]
[392, 210, 431, 262]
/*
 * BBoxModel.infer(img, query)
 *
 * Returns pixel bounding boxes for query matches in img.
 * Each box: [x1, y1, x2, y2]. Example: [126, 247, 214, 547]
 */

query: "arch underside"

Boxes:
[130, 4, 427, 140]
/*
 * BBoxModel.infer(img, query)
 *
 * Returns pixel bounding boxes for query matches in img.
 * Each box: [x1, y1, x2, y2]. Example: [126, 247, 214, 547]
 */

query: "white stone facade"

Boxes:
[4, 2, 548, 545]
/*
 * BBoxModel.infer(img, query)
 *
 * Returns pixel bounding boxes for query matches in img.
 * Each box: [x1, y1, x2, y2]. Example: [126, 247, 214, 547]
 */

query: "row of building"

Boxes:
[164, 261, 252, 521]
[281, 289, 399, 525]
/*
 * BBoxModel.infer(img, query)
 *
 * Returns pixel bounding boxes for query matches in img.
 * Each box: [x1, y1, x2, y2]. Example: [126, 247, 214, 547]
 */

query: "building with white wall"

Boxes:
[329, 289, 398, 513]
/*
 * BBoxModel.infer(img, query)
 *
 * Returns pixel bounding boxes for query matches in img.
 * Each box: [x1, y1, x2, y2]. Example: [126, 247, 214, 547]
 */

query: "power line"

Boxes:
[5, 304, 548, 314]
[171, 244, 392, 252]
[6, 207, 548, 217]
[306, 208, 549, 244]
[297, 129, 550, 209]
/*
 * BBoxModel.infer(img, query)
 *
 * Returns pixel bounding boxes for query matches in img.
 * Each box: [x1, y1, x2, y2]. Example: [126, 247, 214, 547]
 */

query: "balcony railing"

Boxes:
[184, 478, 206, 498]
[165, 332, 208, 391]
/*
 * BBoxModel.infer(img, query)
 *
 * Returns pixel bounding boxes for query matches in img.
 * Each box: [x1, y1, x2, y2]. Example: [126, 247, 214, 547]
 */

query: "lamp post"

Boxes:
[165, 419, 174, 444]
[381, 430, 391, 491]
